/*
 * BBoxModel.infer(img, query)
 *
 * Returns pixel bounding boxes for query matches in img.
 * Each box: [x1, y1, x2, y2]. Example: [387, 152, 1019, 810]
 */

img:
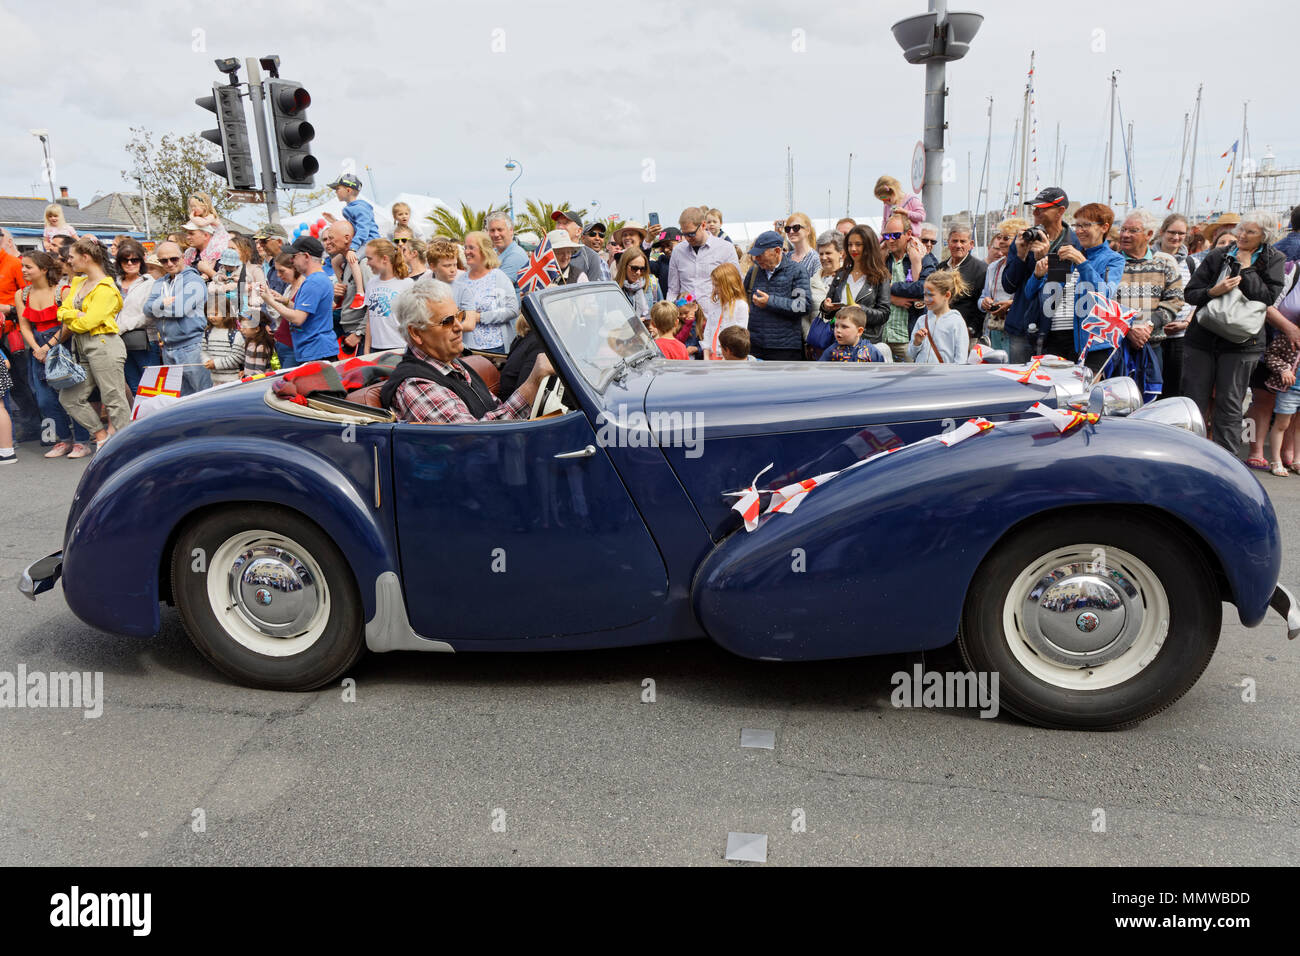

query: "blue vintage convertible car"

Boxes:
[20, 282, 1300, 729]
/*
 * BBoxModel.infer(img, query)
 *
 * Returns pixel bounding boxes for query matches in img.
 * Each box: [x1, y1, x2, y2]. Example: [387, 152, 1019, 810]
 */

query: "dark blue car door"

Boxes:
[391, 410, 668, 640]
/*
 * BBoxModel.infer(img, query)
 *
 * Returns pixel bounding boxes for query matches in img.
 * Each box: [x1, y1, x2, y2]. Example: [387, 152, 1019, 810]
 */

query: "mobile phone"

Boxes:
[648, 212, 660, 228]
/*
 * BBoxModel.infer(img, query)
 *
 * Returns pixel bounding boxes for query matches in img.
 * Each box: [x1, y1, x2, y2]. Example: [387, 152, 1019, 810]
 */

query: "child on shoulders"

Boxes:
[329, 173, 380, 311]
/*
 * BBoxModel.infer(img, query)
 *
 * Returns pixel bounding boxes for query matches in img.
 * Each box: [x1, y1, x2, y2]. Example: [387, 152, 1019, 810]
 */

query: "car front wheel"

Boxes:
[958, 513, 1220, 730]
[172, 506, 365, 690]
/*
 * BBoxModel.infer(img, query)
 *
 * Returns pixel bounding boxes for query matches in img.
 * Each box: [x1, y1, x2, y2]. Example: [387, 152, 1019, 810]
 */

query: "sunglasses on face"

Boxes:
[394, 237, 410, 244]
[434, 310, 464, 327]
[784, 224, 803, 234]
[920, 238, 937, 246]
[628, 264, 646, 273]
[881, 232, 903, 242]
[159, 256, 182, 264]
[120, 256, 142, 264]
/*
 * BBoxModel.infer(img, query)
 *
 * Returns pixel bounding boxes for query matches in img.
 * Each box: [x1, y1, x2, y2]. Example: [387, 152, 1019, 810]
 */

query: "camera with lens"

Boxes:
[1021, 226, 1046, 244]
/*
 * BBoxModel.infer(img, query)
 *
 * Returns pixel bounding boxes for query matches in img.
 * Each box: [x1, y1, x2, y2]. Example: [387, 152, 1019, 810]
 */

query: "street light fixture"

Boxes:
[31, 129, 55, 202]
[505, 158, 523, 224]
[891, 0, 983, 234]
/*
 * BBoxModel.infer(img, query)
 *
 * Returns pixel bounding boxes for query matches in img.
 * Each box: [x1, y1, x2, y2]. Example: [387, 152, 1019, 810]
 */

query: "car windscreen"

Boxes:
[541, 286, 660, 390]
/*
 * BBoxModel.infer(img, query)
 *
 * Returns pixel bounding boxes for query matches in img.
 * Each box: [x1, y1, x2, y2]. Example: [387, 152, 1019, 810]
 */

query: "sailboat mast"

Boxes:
[1188, 84, 1202, 218]
[1106, 71, 1117, 207]
[1173, 112, 1189, 213]
[1232, 102, 1248, 211]
[976, 96, 993, 247]
[1018, 54, 1033, 209]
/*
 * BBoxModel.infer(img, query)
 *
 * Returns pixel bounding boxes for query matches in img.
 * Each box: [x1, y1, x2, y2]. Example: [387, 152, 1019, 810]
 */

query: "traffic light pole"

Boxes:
[244, 57, 281, 229]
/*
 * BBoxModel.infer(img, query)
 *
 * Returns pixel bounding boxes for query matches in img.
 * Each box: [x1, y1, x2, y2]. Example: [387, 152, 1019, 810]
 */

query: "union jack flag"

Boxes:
[515, 235, 559, 294]
[1081, 292, 1137, 350]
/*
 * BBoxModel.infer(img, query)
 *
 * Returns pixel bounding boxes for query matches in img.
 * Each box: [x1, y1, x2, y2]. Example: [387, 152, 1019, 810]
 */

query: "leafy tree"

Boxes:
[513, 199, 588, 244]
[425, 201, 505, 242]
[122, 128, 238, 235]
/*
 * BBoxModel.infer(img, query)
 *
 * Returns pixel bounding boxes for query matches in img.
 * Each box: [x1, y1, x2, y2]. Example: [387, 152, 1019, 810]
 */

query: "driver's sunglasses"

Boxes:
[880, 232, 903, 242]
[158, 256, 182, 264]
[435, 310, 464, 327]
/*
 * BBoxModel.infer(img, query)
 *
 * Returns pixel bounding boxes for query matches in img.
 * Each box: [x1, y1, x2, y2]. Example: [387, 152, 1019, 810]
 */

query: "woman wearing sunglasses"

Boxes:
[780, 212, 819, 278]
[614, 246, 663, 323]
[113, 238, 160, 396]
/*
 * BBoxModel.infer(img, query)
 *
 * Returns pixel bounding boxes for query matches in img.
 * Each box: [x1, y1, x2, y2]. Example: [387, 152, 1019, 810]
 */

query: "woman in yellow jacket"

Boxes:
[49, 237, 130, 451]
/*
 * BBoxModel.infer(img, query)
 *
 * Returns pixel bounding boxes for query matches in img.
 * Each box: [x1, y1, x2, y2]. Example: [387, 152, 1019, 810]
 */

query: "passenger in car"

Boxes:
[380, 280, 554, 424]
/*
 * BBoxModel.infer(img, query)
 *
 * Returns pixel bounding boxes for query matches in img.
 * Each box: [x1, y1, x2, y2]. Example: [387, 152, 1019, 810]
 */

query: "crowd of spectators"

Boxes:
[2, 172, 1299, 467]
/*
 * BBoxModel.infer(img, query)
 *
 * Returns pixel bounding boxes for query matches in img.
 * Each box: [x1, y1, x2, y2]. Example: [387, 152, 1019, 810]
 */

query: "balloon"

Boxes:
[309, 224, 320, 237]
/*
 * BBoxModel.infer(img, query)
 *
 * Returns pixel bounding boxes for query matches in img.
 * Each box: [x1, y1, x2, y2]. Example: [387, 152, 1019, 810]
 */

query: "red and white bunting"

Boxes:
[724, 463, 774, 532]
[934, 417, 995, 447]
[988, 358, 1054, 387]
[764, 472, 841, 516]
[1025, 402, 1099, 434]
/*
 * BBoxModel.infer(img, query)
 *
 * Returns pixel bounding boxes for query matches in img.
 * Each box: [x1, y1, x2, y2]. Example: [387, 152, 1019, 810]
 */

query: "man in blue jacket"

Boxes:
[145, 241, 212, 395]
[745, 231, 811, 360]
[1001, 187, 1082, 363]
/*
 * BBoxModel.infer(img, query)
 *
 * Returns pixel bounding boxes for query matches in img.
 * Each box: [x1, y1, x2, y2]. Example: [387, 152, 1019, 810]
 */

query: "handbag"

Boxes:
[806, 313, 835, 352]
[44, 342, 87, 390]
[1197, 262, 1267, 344]
[121, 328, 149, 351]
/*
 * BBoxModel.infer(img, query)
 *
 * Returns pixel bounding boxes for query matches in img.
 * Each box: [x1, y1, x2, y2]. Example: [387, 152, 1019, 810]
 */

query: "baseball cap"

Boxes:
[748, 230, 784, 254]
[551, 209, 583, 227]
[182, 219, 215, 234]
[582, 221, 606, 236]
[327, 173, 363, 191]
[1027, 187, 1068, 209]
[288, 235, 325, 257]
[254, 224, 288, 240]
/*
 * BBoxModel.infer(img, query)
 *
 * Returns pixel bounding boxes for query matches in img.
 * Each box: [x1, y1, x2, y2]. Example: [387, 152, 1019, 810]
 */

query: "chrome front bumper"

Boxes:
[1269, 584, 1300, 640]
[18, 551, 63, 601]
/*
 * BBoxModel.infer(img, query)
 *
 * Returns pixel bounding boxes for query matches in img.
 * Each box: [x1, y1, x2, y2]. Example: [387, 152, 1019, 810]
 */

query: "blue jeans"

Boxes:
[161, 339, 212, 395]
[28, 328, 89, 443]
[274, 340, 296, 370]
[123, 338, 163, 397]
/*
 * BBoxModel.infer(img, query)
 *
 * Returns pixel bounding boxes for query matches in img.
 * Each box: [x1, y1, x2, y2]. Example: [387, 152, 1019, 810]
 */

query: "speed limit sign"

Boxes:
[911, 141, 925, 194]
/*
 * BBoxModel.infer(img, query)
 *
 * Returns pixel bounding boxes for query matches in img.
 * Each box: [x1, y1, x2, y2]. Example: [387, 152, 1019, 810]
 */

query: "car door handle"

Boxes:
[554, 445, 597, 459]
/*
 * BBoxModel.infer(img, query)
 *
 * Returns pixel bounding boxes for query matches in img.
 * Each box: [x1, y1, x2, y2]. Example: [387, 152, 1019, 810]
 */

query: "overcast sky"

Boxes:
[3, 0, 1297, 227]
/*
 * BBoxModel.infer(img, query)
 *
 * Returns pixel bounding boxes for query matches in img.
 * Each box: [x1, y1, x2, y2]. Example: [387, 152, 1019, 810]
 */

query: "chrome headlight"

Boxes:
[1129, 396, 1206, 437]
[1088, 377, 1143, 417]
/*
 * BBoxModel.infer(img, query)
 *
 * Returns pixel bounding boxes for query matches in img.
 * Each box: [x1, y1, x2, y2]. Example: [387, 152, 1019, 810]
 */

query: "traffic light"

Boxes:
[196, 83, 256, 189]
[267, 79, 318, 188]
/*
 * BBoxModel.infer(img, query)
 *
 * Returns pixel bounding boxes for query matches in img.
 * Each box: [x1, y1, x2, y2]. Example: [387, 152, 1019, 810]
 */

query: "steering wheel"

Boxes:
[530, 374, 567, 420]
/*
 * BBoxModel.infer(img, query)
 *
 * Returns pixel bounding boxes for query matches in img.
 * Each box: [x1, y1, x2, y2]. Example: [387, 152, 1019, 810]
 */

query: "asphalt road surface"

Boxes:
[2, 449, 1298, 866]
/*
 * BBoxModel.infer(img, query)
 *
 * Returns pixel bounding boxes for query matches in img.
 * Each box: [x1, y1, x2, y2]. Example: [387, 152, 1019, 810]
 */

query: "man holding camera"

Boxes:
[1001, 187, 1081, 364]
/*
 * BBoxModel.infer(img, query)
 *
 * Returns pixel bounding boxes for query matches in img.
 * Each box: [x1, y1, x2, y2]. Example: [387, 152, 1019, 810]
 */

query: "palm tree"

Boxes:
[514, 199, 588, 244]
[424, 201, 504, 242]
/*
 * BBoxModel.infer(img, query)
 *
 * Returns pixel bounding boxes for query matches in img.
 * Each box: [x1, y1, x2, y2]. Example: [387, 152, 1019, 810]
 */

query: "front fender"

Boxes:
[62, 436, 394, 637]
[692, 418, 1279, 660]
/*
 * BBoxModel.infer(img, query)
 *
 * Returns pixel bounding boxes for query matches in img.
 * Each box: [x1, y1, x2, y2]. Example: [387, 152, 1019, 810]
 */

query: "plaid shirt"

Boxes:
[393, 345, 530, 424]
[1116, 249, 1184, 343]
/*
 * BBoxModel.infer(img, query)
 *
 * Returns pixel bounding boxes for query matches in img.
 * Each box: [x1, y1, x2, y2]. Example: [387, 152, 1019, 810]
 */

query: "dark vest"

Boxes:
[379, 350, 496, 419]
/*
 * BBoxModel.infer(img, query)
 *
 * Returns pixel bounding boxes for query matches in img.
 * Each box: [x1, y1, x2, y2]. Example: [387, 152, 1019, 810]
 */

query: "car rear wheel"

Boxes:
[958, 513, 1220, 730]
[172, 506, 365, 690]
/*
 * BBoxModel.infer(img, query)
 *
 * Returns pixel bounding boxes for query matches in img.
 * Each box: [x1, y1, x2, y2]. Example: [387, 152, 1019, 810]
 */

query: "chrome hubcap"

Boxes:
[1020, 562, 1142, 667]
[1002, 545, 1169, 691]
[229, 545, 318, 638]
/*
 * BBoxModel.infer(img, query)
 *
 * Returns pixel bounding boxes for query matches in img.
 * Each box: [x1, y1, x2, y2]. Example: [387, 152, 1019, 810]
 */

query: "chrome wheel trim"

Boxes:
[205, 531, 331, 657]
[1002, 545, 1169, 690]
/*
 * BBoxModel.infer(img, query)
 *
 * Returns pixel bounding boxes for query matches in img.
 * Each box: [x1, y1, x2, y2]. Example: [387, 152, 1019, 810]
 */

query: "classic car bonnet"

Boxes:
[641, 360, 1073, 440]
[638, 359, 1085, 539]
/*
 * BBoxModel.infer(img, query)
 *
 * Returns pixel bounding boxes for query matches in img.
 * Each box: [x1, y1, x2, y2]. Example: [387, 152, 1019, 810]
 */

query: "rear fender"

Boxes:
[62, 437, 393, 637]
[692, 418, 1279, 660]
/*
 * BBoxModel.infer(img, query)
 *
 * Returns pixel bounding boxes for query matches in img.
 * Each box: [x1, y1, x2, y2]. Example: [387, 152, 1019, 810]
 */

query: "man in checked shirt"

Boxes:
[379, 279, 554, 423]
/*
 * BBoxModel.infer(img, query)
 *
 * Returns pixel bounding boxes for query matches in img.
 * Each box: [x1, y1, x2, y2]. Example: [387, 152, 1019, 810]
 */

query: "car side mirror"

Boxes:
[1088, 377, 1142, 418]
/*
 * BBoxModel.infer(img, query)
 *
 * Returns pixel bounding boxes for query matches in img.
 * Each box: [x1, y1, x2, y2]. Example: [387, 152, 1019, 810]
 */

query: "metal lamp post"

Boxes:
[891, 0, 983, 231]
[505, 159, 523, 223]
